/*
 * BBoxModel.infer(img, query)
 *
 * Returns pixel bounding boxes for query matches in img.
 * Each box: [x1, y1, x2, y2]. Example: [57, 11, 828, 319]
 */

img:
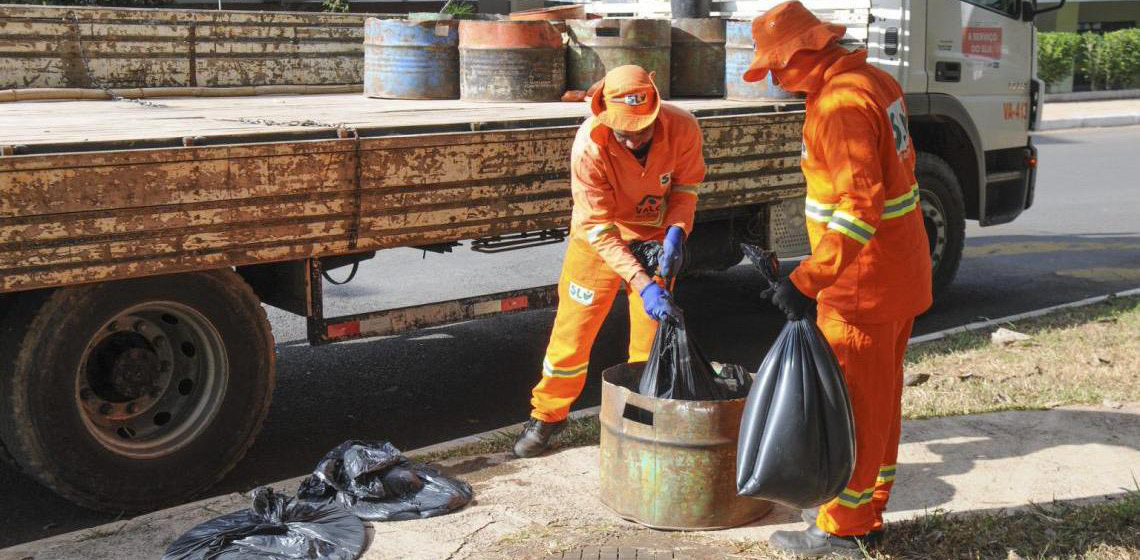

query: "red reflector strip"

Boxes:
[501, 295, 529, 311]
[327, 320, 361, 339]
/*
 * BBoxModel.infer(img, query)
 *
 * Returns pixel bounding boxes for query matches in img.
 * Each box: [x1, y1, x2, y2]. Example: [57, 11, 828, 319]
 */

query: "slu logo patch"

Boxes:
[659, 172, 671, 186]
[568, 281, 595, 305]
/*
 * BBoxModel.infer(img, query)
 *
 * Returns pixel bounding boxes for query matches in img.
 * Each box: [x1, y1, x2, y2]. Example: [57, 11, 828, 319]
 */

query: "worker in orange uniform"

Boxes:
[513, 65, 706, 458]
[742, 2, 932, 556]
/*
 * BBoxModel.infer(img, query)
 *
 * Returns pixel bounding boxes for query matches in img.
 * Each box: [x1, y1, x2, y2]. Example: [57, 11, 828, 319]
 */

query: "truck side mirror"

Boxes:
[1022, 0, 1036, 21]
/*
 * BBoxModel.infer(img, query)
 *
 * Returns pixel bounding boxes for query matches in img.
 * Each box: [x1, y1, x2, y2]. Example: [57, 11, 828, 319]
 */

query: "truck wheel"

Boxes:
[0, 269, 275, 513]
[915, 152, 966, 301]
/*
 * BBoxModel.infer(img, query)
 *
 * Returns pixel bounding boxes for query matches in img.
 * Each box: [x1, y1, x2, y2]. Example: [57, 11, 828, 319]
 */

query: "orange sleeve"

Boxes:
[571, 144, 646, 282]
[662, 113, 706, 234]
[790, 97, 886, 297]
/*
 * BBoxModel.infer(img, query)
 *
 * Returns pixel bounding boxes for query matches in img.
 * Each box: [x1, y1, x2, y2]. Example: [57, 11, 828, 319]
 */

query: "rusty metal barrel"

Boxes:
[599, 363, 773, 530]
[670, 18, 725, 98]
[364, 18, 460, 100]
[567, 18, 672, 99]
[458, 20, 566, 102]
[725, 19, 799, 100]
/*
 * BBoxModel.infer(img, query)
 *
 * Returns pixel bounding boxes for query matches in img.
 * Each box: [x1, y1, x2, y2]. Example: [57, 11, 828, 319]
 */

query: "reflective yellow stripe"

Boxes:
[587, 222, 617, 242]
[828, 210, 876, 244]
[805, 197, 837, 222]
[837, 486, 875, 508]
[542, 357, 588, 377]
[883, 184, 919, 219]
[877, 464, 897, 484]
[672, 185, 699, 196]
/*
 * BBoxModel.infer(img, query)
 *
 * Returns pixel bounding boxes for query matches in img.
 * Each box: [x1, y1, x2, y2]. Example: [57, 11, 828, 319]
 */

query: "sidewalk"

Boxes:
[4, 402, 1138, 560]
[1040, 98, 1140, 131]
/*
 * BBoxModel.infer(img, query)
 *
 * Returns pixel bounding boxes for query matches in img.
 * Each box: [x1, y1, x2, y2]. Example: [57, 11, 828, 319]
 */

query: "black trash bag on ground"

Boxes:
[296, 440, 473, 522]
[163, 486, 365, 560]
[735, 245, 856, 509]
[638, 310, 743, 401]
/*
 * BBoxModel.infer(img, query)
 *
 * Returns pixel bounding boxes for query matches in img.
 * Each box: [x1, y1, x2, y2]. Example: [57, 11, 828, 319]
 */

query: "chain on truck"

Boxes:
[0, 0, 1059, 512]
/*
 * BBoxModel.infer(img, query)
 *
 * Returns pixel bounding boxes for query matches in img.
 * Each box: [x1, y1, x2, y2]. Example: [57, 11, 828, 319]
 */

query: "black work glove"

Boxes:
[761, 277, 814, 321]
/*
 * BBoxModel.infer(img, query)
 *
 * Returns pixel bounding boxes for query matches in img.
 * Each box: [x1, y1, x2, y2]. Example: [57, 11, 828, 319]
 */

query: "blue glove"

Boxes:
[660, 226, 685, 278]
[640, 282, 679, 321]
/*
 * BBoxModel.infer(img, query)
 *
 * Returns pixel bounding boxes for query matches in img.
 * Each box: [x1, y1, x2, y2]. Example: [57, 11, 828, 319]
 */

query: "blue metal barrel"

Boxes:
[725, 19, 799, 101]
[364, 18, 460, 100]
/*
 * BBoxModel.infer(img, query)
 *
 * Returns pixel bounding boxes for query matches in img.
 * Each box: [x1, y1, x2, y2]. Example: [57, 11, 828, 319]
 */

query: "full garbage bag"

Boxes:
[735, 245, 856, 509]
[296, 440, 473, 522]
[638, 310, 743, 400]
[163, 486, 366, 560]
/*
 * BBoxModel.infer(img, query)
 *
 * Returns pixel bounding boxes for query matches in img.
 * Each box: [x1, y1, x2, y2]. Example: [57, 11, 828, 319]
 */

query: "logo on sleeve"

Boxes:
[568, 281, 595, 305]
[659, 172, 671, 186]
[886, 97, 912, 158]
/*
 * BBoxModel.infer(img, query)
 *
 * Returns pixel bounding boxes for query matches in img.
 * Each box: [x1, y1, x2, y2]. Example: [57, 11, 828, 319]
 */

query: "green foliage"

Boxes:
[1043, 29, 1140, 91]
[1037, 32, 1081, 88]
[1100, 28, 1140, 89]
[440, 0, 475, 15]
[321, 0, 349, 12]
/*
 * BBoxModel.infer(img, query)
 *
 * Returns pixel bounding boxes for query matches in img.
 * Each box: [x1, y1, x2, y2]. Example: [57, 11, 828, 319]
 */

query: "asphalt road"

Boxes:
[2, 125, 1138, 548]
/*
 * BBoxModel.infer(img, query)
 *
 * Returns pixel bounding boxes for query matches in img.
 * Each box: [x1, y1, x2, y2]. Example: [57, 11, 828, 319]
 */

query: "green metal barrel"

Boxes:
[599, 363, 773, 530]
[670, 18, 726, 98]
[567, 18, 672, 99]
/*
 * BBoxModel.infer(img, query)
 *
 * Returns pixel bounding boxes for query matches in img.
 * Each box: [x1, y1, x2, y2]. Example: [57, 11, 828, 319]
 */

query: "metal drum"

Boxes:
[509, 4, 586, 20]
[567, 18, 672, 99]
[725, 19, 800, 100]
[458, 20, 566, 102]
[670, 18, 725, 98]
[364, 18, 460, 100]
[599, 362, 773, 530]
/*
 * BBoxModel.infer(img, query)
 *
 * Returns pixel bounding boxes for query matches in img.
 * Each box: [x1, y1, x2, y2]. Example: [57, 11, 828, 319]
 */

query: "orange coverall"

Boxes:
[529, 103, 706, 422]
[786, 48, 933, 536]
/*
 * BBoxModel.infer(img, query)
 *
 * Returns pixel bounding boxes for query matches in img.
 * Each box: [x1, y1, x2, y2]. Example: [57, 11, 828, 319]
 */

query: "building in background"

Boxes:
[1036, 0, 1138, 32]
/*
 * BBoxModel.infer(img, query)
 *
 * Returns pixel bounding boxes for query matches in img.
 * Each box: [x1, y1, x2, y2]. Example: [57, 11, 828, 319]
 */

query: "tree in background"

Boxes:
[1037, 32, 1081, 90]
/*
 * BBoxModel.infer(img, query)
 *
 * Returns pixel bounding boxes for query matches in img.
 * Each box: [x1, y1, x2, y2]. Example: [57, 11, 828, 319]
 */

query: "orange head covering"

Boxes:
[589, 65, 661, 132]
[742, 0, 846, 83]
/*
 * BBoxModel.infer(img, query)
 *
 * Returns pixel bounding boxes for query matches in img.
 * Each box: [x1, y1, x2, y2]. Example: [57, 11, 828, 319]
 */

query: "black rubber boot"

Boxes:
[769, 524, 880, 558]
[512, 418, 566, 458]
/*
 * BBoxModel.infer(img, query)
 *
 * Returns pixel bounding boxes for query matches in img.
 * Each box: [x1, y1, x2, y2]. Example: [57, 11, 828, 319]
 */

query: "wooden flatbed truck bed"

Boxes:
[0, 93, 806, 512]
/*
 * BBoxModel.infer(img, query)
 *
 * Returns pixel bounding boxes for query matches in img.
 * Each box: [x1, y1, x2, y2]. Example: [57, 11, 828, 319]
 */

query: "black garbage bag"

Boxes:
[163, 486, 365, 560]
[638, 310, 745, 401]
[735, 245, 856, 509]
[296, 440, 473, 522]
[629, 239, 665, 277]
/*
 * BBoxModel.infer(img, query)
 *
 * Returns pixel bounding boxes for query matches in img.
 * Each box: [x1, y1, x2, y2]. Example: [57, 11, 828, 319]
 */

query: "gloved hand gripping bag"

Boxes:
[163, 486, 366, 560]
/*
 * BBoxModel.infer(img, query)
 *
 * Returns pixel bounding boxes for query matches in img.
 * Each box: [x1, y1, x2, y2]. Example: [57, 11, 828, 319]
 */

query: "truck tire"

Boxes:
[915, 152, 966, 301]
[0, 269, 275, 513]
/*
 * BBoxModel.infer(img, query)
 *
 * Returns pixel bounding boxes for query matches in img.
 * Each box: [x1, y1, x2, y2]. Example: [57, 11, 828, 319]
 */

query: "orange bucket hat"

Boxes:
[742, 0, 845, 83]
[589, 65, 661, 132]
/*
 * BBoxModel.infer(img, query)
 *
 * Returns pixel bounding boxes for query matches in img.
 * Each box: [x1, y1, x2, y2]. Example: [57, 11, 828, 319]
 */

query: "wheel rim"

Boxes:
[76, 302, 228, 459]
[920, 187, 948, 275]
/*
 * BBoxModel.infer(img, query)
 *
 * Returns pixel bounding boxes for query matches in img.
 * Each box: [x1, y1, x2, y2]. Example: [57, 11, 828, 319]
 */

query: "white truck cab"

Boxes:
[783, 0, 1049, 294]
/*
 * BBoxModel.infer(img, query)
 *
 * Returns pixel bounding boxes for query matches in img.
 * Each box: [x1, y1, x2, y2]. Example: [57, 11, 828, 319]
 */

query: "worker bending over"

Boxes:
[743, 2, 932, 556]
[513, 65, 706, 458]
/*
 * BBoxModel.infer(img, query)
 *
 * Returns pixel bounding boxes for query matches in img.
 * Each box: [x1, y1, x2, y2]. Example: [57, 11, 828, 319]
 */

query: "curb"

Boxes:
[6, 289, 1140, 556]
[910, 287, 1140, 345]
[1044, 88, 1140, 103]
[1038, 113, 1140, 131]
